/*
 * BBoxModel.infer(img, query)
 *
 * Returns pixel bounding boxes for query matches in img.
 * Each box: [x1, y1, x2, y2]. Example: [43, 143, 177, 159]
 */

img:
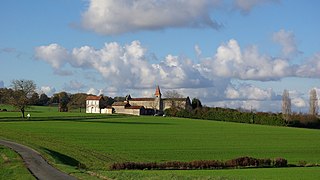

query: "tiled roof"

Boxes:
[155, 85, 161, 96]
[86, 95, 102, 100]
[162, 98, 187, 101]
[130, 98, 155, 101]
[126, 106, 144, 109]
[112, 102, 129, 106]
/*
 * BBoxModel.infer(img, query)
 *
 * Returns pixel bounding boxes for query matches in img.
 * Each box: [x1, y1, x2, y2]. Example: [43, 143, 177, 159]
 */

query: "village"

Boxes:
[85, 86, 192, 116]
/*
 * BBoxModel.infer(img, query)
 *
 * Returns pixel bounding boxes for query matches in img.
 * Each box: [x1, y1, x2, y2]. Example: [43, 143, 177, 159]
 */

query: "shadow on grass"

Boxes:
[42, 148, 86, 169]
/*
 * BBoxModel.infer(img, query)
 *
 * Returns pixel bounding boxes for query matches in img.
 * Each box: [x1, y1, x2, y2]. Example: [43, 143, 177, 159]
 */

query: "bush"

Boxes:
[273, 157, 288, 167]
[110, 157, 285, 170]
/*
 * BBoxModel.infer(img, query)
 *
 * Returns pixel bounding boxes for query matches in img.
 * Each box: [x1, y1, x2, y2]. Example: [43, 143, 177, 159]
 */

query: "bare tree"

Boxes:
[10, 79, 36, 118]
[163, 90, 184, 109]
[309, 88, 318, 116]
[163, 90, 183, 99]
[282, 89, 291, 120]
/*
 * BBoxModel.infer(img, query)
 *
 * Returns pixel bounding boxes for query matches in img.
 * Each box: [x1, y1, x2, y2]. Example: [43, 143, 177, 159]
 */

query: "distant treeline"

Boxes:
[164, 106, 320, 129]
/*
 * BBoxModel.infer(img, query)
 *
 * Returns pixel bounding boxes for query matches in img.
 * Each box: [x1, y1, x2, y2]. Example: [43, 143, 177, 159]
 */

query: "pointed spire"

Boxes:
[155, 85, 161, 97]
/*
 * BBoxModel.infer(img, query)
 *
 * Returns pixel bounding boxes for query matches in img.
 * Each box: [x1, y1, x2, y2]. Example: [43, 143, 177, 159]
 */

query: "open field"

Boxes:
[0, 106, 320, 179]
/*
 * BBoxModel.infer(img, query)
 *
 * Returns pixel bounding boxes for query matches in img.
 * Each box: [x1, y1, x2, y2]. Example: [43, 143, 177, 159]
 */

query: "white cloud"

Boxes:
[234, 0, 278, 14]
[194, 44, 202, 57]
[63, 80, 86, 92]
[87, 88, 98, 95]
[35, 43, 70, 69]
[292, 97, 306, 108]
[39, 86, 56, 96]
[0, 81, 4, 88]
[273, 29, 300, 57]
[203, 39, 292, 81]
[36, 41, 214, 90]
[296, 53, 320, 78]
[81, 0, 222, 35]
[35, 39, 320, 113]
[225, 84, 274, 100]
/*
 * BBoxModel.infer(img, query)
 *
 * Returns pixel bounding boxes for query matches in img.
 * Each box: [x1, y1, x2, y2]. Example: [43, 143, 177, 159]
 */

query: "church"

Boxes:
[86, 86, 192, 116]
[113, 86, 192, 115]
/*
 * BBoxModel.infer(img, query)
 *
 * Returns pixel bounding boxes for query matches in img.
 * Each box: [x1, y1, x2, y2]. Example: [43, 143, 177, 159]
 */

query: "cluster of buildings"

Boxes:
[86, 86, 191, 116]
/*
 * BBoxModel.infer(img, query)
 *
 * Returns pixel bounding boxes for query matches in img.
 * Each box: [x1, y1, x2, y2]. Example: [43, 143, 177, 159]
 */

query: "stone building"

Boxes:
[112, 86, 192, 115]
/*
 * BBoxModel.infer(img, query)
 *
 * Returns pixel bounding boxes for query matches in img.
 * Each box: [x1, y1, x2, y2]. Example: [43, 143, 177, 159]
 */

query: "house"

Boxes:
[86, 95, 111, 114]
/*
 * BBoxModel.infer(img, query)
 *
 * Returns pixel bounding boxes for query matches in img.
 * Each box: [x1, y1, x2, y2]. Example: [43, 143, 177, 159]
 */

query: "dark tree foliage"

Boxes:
[191, 98, 202, 109]
[57, 92, 70, 112]
[114, 96, 126, 102]
[28, 92, 40, 105]
[0, 88, 14, 104]
[68, 93, 87, 112]
[104, 96, 115, 106]
[38, 93, 50, 106]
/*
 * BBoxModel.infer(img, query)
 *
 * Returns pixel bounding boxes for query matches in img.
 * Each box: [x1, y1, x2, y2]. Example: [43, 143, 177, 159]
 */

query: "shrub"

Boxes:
[109, 157, 285, 170]
[273, 157, 288, 167]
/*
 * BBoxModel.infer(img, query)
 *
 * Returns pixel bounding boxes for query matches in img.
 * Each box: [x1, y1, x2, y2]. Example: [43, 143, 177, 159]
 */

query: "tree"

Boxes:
[163, 90, 184, 109]
[57, 92, 70, 112]
[191, 98, 202, 109]
[68, 93, 87, 112]
[163, 90, 183, 99]
[282, 89, 291, 121]
[28, 92, 39, 105]
[309, 88, 318, 116]
[38, 93, 50, 106]
[10, 79, 36, 118]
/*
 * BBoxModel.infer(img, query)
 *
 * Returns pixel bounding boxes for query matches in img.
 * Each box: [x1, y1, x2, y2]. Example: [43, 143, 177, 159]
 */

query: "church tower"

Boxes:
[154, 86, 162, 111]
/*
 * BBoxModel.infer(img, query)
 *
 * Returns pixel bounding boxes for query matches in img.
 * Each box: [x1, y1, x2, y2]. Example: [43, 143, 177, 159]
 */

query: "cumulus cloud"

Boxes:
[35, 39, 320, 113]
[225, 84, 275, 100]
[273, 29, 300, 57]
[39, 86, 56, 96]
[296, 53, 320, 78]
[87, 88, 97, 95]
[35, 43, 70, 69]
[234, 0, 278, 14]
[35, 41, 213, 89]
[63, 80, 87, 92]
[81, 0, 222, 35]
[202, 39, 292, 81]
[36, 39, 320, 87]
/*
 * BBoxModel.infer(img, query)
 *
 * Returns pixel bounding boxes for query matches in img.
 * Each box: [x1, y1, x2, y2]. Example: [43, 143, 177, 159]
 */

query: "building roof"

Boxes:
[126, 106, 145, 109]
[86, 95, 102, 100]
[112, 102, 129, 106]
[162, 98, 187, 101]
[130, 98, 155, 101]
[155, 85, 161, 96]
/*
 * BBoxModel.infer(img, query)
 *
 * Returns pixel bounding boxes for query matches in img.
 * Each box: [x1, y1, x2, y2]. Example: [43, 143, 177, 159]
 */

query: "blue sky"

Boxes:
[1, 0, 320, 112]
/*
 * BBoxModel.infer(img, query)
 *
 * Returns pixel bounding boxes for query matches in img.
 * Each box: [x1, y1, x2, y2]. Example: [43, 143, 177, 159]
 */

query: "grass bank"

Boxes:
[0, 106, 320, 179]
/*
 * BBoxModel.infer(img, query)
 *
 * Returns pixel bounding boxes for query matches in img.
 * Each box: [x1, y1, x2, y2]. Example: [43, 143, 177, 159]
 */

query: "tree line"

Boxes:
[0, 79, 122, 118]
[165, 89, 320, 129]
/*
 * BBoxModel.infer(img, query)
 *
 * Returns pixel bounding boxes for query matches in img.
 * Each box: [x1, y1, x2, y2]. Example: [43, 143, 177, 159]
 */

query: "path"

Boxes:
[0, 139, 77, 180]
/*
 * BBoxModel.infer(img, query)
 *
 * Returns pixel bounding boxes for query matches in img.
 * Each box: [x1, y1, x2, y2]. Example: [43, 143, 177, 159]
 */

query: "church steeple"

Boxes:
[155, 85, 161, 98]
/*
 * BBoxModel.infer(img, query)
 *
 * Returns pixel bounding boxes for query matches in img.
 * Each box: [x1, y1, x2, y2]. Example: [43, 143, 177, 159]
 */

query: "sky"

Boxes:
[1, 0, 320, 112]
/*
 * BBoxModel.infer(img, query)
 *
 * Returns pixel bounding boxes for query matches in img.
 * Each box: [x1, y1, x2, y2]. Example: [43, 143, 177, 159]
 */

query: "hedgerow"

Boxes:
[110, 157, 287, 170]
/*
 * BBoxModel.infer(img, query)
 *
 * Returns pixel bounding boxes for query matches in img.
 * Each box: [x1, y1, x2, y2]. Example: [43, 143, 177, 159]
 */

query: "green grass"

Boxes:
[0, 145, 35, 180]
[0, 106, 320, 179]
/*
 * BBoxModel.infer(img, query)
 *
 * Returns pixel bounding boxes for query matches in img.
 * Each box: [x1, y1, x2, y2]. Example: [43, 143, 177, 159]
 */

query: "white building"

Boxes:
[86, 96, 104, 113]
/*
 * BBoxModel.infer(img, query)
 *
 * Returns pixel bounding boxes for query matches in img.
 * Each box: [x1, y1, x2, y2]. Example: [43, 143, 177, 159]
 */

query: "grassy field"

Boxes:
[0, 105, 320, 179]
[0, 145, 35, 180]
